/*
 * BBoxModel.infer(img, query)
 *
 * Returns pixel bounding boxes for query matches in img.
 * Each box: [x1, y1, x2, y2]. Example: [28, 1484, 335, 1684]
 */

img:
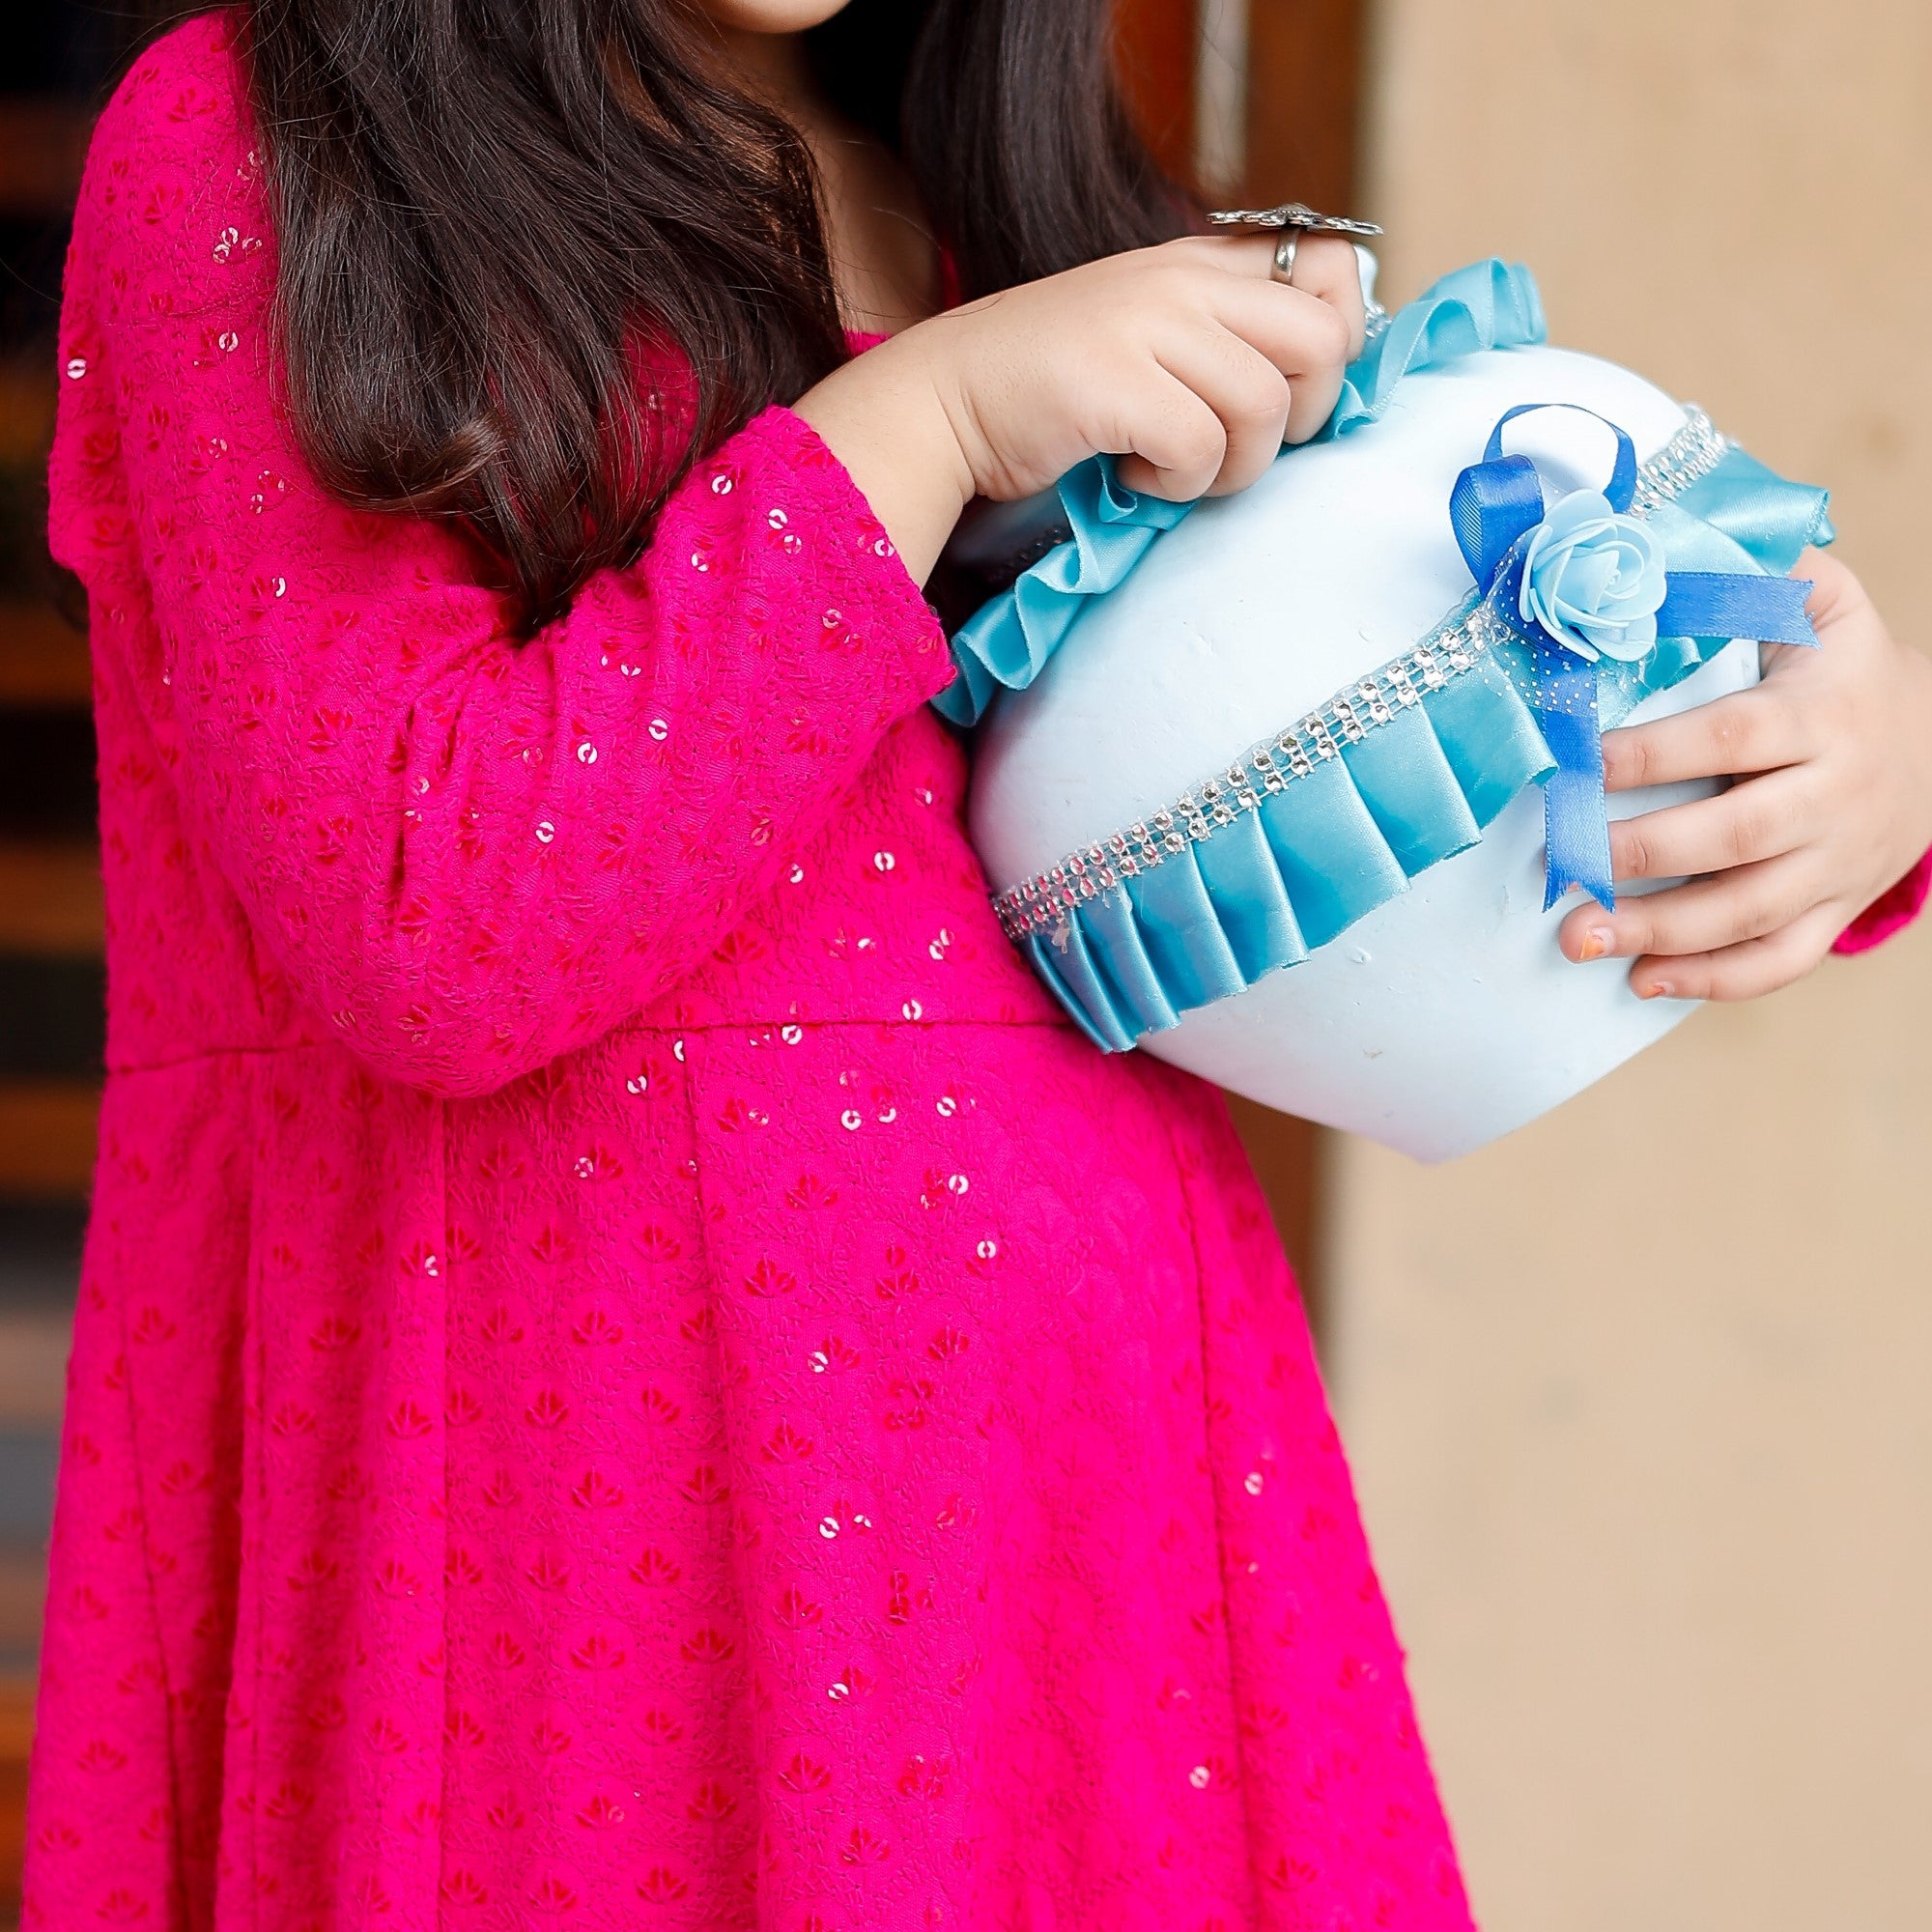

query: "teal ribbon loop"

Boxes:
[934, 463, 1190, 729]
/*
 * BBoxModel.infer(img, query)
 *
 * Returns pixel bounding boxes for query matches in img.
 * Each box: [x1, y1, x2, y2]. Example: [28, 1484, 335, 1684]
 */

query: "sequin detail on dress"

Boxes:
[20, 16, 1534, 1932]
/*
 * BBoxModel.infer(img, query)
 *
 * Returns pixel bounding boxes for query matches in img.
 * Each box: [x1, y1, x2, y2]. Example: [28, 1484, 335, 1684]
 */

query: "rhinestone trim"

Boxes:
[1628, 405, 1729, 512]
[992, 409, 1730, 943]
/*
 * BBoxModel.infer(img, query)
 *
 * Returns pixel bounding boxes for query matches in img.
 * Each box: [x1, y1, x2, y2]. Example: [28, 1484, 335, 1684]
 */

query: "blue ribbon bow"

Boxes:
[1448, 405, 1820, 911]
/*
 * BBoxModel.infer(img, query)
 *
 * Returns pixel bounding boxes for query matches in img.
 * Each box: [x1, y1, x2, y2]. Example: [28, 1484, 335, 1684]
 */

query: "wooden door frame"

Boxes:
[1116, 0, 1368, 209]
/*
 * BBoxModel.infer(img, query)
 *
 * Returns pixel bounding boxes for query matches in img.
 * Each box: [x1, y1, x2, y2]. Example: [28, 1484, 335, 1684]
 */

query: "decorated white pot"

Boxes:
[950, 262, 1830, 1161]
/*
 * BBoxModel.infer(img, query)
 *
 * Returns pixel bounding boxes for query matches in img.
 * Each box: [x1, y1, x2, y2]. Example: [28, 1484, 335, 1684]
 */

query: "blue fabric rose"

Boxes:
[1517, 489, 1668, 663]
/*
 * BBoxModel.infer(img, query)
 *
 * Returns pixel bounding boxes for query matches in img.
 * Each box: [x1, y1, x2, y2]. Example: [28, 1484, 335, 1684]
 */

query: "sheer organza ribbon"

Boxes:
[1448, 404, 1820, 908]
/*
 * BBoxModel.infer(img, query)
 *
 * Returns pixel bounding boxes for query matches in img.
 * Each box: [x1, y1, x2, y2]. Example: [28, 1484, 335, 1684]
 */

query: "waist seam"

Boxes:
[104, 1011, 1077, 1080]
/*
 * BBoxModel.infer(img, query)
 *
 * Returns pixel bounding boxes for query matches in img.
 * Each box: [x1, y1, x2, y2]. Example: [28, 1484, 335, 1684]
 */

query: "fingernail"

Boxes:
[1576, 925, 1613, 962]
[1638, 980, 1672, 1001]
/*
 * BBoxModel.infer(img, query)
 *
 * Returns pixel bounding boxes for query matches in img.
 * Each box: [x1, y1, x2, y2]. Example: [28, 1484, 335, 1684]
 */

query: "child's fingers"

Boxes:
[1147, 325, 1293, 497]
[1605, 768, 1811, 881]
[1601, 687, 1815, 792]
[1557, 851, 1824, 962]
[1203, 274, 1353, 443]
[1194, 231, 1367, 362]
[1626, 905, 1844, 1003]
[1279, 233, 1368, 360]
[1111, 369, 1230, 501]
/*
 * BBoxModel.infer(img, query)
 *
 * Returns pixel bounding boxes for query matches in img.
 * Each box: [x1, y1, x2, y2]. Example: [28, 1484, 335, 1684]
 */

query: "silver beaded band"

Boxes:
[989, 408, 1731, 945]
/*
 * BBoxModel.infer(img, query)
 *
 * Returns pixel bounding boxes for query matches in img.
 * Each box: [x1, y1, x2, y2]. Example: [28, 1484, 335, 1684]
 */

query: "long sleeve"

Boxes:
[1833, 847, 1932, 955]
[52, 18, 952, 1098]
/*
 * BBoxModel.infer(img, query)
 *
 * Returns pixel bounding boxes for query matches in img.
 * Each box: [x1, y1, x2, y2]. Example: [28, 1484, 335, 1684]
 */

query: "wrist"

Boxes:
[887, 320, 980, 507]
[794, 331, 974, 584]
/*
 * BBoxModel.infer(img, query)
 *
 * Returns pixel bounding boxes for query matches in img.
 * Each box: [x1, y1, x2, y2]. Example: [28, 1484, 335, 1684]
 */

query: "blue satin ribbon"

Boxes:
[1448, 404, 1818, 910]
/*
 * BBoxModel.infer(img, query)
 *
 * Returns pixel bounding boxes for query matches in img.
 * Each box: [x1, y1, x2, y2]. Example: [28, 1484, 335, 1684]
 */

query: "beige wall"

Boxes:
[1337, 4, 1932, 1928]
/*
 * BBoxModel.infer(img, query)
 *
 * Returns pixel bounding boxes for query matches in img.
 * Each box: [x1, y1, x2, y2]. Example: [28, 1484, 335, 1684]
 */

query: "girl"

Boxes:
[27, 1, 1932, 1927]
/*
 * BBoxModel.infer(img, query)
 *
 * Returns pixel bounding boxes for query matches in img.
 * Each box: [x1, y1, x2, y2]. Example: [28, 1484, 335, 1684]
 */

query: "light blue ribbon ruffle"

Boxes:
[936, 257, 1548, 728]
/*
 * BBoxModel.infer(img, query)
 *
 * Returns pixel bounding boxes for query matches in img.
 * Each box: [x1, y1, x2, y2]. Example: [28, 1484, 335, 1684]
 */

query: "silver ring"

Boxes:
[1271, 229, 1300, 287]
[1208, 201, 1385, 241]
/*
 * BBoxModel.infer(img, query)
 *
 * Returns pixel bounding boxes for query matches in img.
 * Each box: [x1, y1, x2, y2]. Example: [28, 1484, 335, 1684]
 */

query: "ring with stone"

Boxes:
[1208, 202, 1385, 242]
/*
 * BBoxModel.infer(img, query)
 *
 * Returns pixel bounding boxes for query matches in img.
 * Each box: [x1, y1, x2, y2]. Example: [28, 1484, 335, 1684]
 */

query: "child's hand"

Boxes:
[794, 233, 1364, 582]
[916, 232, 1367, 504]
[1557, 553, 1932, 999]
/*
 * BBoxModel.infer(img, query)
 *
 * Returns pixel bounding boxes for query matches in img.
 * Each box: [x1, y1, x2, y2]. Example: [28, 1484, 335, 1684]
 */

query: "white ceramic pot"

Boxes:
[968, 346, 1758, 1162]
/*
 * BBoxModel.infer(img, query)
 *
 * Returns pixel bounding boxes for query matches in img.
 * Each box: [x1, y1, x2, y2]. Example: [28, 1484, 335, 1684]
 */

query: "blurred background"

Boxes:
[0, 1, 1925, 1926]
[0, 5, 122, 1919]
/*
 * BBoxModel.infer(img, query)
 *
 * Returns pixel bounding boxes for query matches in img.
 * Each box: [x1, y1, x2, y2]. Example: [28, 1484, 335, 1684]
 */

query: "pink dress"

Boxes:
[26, 15, 1929, 1932]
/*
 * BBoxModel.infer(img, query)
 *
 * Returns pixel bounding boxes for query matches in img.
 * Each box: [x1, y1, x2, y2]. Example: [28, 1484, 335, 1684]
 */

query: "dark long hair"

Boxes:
[137, 0, 1190, 623]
